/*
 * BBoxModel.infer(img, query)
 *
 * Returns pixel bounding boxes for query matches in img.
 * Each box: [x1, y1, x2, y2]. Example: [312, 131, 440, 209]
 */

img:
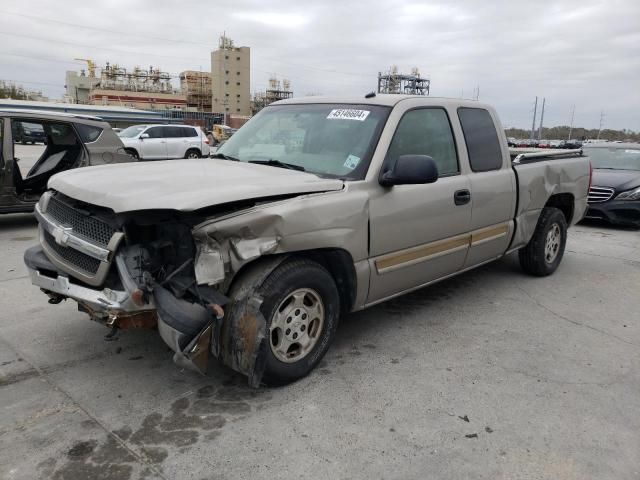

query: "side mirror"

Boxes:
[380, 154, 439, 187]
[140, 133, 150, 139]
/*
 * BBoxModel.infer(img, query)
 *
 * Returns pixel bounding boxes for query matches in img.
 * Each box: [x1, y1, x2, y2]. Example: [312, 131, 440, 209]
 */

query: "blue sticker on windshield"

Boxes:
[344, 154, 361, 170]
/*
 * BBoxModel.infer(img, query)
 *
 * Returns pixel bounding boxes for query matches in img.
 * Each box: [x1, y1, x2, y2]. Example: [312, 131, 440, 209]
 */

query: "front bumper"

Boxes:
[24, 245, 154, 324]
[585, 200, 640, 227]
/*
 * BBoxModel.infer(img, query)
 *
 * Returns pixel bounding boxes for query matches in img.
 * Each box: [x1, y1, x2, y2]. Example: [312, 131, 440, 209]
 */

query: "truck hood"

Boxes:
[48, 159, 344, 213]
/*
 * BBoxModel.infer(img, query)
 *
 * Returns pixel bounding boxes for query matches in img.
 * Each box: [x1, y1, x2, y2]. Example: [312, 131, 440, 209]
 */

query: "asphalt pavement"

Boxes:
[0, 198, 638, 479]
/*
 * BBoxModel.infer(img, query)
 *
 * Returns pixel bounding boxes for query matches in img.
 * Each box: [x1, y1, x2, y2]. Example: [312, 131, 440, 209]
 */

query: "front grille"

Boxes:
[43, 230, 101, 275]
[46, 195, 115, 247]
[588, 186, 615, 203]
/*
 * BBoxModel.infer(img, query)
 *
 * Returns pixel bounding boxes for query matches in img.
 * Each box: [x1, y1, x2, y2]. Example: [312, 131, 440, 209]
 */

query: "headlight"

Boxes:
[194, 241, 226, 286]
[615, 186, 640, 201]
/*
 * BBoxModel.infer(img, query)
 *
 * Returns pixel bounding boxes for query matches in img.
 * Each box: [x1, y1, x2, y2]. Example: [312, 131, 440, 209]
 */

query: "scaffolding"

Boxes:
[251, 76, 293, 114]
[97, 63, 175, 93]
[377, 66, 430, 95]
[179, 71, 212, 112]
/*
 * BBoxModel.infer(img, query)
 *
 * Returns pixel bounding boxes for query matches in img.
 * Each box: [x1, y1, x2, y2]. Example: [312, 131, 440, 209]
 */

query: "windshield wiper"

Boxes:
[211, 152, 239, 161]
[248, 159, 306, 171]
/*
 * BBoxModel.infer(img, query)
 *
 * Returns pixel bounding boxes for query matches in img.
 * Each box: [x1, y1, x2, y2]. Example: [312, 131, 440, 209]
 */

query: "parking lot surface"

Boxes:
[0, 210, 638, 479]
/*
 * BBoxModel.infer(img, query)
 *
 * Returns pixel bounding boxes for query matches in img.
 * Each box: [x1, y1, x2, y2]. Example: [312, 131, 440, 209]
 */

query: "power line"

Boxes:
[0, 51, 84, 65]
[0, 10, 371, 79]
[0, 10, 209, 46]
[0, 31, 206, 63]
[0, 78, 63, 88]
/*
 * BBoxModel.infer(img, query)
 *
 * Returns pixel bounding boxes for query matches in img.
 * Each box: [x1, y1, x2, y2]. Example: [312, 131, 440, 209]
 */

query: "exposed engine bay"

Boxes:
[25, 191, 285, 386]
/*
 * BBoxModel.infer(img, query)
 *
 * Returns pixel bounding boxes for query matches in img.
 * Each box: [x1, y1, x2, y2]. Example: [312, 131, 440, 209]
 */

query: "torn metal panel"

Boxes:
[192, 187, 371, 307]
[212, 255, 289, 387]
[217, 295, 267, 388]
[511, 158, 590, 249]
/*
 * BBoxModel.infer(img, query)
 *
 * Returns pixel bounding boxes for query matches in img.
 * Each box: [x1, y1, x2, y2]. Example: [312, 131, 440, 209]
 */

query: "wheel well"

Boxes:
[545, 193, 574, 224]
[303, 249, 357, 315]
[124, 147, 138, 157]
[227, 249, 357, 315]
[186, 148, 201, 156]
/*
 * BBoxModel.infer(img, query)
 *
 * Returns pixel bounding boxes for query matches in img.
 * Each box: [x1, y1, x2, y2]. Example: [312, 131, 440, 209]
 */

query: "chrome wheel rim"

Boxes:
[544, 223, 561, 263]
[269, 288, 324, 363]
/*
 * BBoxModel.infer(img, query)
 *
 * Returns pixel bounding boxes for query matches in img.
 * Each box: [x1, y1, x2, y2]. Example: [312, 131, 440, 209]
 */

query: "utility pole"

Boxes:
[530, 96, 538, 141]
[222, 31, 228, 126]
[568, 104, 575, 140]
[538, 97, 545, 141]
[596, 110, 605, 140]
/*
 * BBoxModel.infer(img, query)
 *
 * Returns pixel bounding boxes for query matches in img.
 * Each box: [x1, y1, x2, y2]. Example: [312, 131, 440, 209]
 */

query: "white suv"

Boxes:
[118, 124, 210, 160]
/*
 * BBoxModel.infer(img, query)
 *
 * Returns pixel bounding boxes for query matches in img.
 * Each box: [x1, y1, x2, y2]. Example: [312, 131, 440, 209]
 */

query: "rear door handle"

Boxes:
[454, 189, 471, 205]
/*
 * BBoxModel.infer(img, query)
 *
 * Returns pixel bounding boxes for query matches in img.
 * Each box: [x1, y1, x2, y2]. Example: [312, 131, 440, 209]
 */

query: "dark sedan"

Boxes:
[584, 143, 640, 227]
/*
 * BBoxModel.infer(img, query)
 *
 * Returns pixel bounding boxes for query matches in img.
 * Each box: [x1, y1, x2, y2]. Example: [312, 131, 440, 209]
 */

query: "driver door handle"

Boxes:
[454, 189, 471, 206]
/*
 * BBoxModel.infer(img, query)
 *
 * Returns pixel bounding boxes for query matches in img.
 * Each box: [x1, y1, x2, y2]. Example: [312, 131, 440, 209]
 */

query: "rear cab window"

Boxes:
[457, 107, 503, 172]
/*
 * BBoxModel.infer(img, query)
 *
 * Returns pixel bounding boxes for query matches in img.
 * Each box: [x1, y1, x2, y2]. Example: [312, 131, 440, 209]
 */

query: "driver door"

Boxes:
[368, 107, 472, 302]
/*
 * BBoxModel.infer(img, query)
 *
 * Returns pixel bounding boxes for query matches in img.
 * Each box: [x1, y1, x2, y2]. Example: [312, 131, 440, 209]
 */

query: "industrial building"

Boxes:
[377, 66, 430, 96]
[251, 76, 293, 115]
[65, 62, 188, 110]
[211, 35, 251, 117]
[179, 71, 212, 112]
[61, 36, 252, 125]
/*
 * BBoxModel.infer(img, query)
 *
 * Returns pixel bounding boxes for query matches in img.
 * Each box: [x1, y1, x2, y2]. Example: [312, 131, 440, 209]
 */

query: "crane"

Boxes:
[74, 58, 97, 78]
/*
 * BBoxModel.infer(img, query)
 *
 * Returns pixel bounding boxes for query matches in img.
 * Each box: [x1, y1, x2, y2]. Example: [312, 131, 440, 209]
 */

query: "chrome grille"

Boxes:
[43, 230, 101, 275]
[588, 186, 615, 203]
[46, 195, 115, 247]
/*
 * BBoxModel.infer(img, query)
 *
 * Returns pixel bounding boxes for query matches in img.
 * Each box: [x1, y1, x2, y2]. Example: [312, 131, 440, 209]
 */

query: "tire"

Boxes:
[185, 148, 201, 159]
[255, 259, 340, 385]
[125, 148, 139, 160]
[519, 207, 568, 276]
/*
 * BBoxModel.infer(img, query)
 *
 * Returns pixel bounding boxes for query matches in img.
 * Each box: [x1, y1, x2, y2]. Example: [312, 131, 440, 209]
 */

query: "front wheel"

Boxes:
[125, 148, 140, 160]
[255, 259, 340, 385]
[519, 207, 568, 276]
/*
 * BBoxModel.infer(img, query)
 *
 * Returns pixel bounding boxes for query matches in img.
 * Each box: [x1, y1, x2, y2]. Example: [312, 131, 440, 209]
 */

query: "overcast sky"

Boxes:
[1, 0, 639, 131]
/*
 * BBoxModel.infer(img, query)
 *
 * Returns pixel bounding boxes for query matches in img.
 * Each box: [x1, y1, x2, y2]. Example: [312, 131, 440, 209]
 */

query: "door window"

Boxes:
[386, 108, 459, 176]
[145, 127, 164, 139]
[183, 127, 198, 137]
[75, 124, 103, 143]
[457, 108, 502, 172]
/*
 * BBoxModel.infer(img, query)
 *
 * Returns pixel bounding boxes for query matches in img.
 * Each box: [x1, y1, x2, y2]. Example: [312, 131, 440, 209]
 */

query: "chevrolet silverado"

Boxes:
[24, 95, 591, 386]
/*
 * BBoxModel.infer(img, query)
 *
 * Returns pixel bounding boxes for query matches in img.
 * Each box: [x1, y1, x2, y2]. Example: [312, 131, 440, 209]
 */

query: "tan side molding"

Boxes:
[470, 223, 509, 246]
[374, 222, 510, 274]
[375, 234, 470, 274]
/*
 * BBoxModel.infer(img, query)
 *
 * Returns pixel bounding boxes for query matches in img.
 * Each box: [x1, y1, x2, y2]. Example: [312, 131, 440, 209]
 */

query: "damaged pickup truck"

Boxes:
[24, 95, 591, 386]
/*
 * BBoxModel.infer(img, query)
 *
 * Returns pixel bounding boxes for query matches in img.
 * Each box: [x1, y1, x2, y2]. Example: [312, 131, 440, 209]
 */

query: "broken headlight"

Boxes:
[194, 240, 226, 286]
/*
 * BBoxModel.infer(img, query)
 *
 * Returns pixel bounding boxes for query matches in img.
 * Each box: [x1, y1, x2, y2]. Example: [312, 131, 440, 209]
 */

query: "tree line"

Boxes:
[505, 126, 640, 142]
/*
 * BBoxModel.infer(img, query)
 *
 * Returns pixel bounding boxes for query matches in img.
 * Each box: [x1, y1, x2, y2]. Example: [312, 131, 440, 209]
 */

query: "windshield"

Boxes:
[118, 125, 147, 138]
[216, 104, 390, 179]
[585, 146, 640, 171]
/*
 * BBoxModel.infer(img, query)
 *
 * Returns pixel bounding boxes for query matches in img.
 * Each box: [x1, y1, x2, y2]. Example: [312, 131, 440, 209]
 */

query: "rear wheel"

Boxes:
[255, 259, 340, 385]
[185, 148, 201, 159]
[519, 207, 568, 276]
